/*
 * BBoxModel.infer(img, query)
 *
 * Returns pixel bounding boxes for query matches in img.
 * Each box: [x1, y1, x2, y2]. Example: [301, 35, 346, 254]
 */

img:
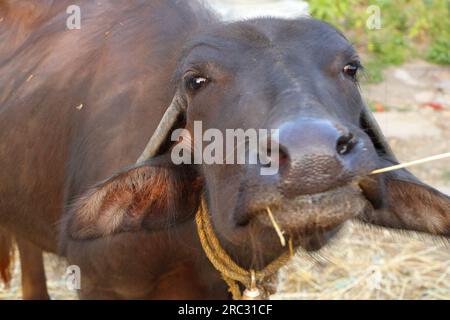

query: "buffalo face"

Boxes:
[175, 19, 380, 257]
[66, 18, 449, 270]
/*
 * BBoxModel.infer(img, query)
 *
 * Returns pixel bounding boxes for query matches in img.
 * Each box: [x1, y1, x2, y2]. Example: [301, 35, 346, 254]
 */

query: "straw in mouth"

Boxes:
[370, 152, 450, 175]
[266, 207, 287, 247]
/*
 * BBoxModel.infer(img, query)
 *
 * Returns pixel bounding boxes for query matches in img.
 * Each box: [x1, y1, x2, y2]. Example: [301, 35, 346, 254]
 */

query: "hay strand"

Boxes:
[266, 207, 286, 247]
[371, 152, 450, 175]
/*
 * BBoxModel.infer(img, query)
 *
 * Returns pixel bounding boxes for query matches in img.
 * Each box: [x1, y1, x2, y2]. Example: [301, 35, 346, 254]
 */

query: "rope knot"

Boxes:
[195, 198, 291, 300]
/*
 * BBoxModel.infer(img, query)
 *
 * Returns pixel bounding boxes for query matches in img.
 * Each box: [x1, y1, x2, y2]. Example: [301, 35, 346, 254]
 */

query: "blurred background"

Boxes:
[2, 0, 449, 300]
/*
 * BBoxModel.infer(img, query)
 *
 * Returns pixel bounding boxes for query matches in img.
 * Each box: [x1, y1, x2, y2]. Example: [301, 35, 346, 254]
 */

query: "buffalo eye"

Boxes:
[185, 75, 209, 92]
[343, 62, 360, 79]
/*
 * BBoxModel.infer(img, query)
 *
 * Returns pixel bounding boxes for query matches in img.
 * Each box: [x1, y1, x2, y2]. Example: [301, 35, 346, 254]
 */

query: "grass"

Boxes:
[306, 0, 450, 83]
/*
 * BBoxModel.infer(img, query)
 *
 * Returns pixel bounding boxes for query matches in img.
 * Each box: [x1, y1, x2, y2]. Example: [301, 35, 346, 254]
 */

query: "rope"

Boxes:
[195, 198, 291, 300]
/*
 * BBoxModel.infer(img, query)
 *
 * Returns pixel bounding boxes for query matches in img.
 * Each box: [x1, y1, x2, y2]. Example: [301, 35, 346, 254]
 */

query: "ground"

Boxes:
[1, 61, 449, 300]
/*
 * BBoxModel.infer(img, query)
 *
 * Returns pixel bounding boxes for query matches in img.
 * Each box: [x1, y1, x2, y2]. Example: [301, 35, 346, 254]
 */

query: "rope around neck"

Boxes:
[195, 198, 291, 300]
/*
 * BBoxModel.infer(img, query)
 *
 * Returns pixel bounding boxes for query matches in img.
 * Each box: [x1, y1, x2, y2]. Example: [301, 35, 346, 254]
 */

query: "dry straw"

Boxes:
[266, 207, 287, 247]
[273, 221, 450, 300]
[371, 152, 450, 175]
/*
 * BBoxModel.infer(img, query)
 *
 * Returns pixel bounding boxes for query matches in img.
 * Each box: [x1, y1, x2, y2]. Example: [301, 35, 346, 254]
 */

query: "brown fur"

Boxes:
[1, 0, 448, 300]
[0, 228, 14, 287]
[16, 237, 49, 299]
[0, 0, 220, 299]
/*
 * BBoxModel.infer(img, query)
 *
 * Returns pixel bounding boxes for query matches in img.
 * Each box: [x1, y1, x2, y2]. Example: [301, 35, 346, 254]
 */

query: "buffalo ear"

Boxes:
[358, 105, 450, 236]
[359, 169, 450, 236]
[65, 157, 202, 241]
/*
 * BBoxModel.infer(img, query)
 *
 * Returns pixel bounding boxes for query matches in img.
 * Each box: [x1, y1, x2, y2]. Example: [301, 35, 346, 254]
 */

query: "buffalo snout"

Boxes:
[272, 118, 377, 197]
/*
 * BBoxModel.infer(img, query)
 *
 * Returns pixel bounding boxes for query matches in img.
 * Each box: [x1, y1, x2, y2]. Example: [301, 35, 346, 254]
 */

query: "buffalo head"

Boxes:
[67, 18, 450, 270]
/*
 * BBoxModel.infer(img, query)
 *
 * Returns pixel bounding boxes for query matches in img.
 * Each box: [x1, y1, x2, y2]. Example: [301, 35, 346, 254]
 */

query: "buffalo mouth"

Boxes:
[240, 183, 368, 250]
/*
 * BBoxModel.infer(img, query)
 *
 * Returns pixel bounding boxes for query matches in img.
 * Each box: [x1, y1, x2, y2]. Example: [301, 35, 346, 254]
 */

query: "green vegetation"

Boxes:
[306, 0, 450, 82]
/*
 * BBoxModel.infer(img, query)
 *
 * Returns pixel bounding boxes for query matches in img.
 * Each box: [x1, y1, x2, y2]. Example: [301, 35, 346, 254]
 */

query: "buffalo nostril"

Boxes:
[336, 133, 357, 155]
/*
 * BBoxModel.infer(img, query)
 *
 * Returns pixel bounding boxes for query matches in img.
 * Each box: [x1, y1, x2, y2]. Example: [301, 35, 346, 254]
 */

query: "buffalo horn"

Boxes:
[136, 95, 184, 163]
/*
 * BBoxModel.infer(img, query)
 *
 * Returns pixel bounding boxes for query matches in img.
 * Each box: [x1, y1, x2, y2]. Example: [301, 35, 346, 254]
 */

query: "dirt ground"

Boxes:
[1, 61, 449, 300]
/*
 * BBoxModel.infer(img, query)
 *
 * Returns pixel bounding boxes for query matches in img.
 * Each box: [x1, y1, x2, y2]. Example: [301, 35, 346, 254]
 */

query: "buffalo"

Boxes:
[0, 0, 449, 300]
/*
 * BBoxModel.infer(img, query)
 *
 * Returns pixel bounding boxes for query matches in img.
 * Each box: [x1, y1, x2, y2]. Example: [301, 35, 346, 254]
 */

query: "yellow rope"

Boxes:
[195, 198, 291, 300]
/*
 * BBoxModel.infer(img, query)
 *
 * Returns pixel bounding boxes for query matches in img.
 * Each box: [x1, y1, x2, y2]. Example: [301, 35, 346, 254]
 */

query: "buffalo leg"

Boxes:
[16, 237, 50, 300]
